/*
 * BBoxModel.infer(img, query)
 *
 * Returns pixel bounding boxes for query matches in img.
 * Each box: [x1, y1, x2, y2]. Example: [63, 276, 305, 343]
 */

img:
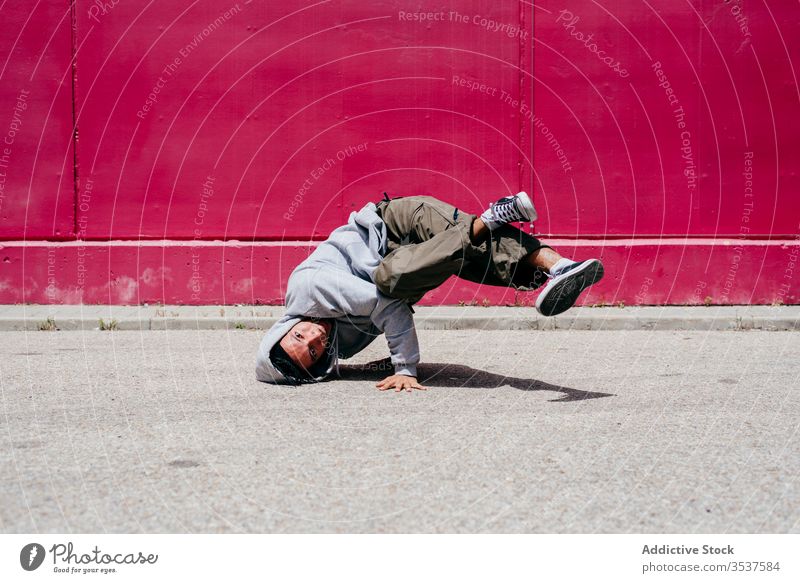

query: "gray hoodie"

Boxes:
[255, 202, 420, 384]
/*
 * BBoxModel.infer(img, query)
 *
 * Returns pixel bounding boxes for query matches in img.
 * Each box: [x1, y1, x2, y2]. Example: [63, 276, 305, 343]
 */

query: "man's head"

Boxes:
[269, 318, 332, 383]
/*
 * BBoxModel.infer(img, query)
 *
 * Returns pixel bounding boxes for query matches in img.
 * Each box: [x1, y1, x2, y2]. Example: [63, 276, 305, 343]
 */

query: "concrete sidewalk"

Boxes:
[0, 304, 798, 331]
[1, 328, 798, 533]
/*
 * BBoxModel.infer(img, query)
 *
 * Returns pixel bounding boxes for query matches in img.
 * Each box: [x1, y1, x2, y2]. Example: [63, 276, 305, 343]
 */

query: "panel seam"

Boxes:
[518, 0, 526, 193]
[69, 0, 79, 240]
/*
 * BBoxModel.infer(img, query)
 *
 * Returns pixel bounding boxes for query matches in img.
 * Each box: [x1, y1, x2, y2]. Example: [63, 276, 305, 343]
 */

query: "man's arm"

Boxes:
[370, 295, 426, 391]
[370, 294, 420, 377]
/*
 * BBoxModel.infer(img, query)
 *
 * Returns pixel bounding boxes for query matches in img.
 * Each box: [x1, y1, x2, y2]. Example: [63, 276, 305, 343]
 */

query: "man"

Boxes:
[256, 192, 604, 391]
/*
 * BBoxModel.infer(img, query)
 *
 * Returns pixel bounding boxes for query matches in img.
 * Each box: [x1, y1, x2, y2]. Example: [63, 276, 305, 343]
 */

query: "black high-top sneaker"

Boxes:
[480, 191, 538, 230]
[535, 259, 604, 316]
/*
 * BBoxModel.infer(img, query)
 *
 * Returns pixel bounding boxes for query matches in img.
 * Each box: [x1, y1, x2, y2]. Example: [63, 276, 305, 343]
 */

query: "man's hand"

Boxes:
[376, 374, 427, 392]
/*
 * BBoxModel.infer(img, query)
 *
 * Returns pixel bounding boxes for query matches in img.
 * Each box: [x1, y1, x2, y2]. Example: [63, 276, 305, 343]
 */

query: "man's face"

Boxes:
[279, 319, 332, 371]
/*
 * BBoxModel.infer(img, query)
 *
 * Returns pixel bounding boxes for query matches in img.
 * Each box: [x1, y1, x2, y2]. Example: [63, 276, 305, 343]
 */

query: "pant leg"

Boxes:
[374, 195, 550, 301]
[374, 196, 483, 301]
[478, 224, 552, 291]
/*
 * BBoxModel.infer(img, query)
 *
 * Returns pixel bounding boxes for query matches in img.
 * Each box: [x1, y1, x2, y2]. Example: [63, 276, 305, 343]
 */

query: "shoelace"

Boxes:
[492, 198, 520, 223]
[547, 260, 581, 280]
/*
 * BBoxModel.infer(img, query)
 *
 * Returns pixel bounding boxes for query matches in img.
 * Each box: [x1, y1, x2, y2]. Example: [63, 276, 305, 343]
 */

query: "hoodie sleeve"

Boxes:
[370, 295, 420, 378]
[286, 267, 420, 377]
[285, 267, 376, 318]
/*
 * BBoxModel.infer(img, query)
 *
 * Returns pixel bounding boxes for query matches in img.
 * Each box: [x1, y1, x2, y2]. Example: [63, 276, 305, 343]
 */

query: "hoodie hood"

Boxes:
[255, 201, 393, 385]
[255, 315, 338, 384]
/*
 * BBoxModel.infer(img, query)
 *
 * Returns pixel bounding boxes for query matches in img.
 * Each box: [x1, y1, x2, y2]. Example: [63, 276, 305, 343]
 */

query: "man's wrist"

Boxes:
[394, 364, 417, 377]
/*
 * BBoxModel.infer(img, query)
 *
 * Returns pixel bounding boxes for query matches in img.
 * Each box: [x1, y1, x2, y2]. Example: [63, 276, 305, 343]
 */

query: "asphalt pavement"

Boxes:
[1, 327, 798, 533]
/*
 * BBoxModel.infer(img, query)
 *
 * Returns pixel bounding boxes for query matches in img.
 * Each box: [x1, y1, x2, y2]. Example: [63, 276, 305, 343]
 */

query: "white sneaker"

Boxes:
[535, 259, 604, 316]
[481, 191, 537, 230]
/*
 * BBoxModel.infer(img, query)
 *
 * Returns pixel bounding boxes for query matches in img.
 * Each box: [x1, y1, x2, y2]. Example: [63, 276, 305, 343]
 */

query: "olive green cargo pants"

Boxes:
[374, 196, 550, 303]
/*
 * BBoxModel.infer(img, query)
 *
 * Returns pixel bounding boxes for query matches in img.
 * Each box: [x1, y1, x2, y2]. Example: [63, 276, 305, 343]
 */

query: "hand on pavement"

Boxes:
[376, 374, 427, 392]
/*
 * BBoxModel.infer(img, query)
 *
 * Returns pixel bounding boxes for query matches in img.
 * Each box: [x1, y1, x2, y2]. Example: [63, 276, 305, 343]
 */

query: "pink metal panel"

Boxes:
[0, 1, 75, 238]
[0, 242, 308, 305]
[0, 1, 798, 306]
[73, 0, 529, 239]
[533, 0, 799, 238]
[1, 241, 796, 306]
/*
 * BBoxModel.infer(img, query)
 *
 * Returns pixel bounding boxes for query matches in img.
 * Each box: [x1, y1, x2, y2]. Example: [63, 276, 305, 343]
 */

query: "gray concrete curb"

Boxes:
[0, 305, 798, 331]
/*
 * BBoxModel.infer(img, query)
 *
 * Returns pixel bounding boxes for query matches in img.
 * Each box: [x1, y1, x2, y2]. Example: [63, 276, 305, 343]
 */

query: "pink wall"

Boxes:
[0, 1, 798, 305]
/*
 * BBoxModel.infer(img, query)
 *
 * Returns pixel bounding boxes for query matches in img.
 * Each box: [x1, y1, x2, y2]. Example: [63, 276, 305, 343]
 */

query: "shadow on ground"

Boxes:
[339, 359, 614, 402]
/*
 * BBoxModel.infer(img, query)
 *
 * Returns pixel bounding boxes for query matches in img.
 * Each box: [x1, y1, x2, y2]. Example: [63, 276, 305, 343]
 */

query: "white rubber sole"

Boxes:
[535, 259, 604, 316]
[514, 191, 538, 222]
